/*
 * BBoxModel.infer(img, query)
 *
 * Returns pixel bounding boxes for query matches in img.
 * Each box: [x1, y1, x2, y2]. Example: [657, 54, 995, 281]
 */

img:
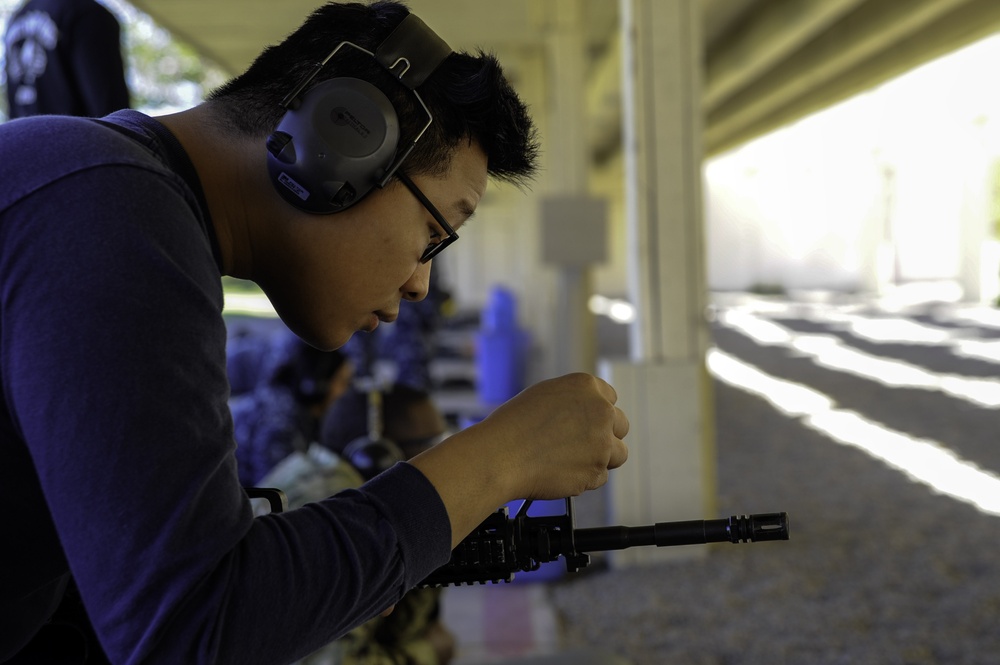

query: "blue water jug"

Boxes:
[475, 286, 529, 405]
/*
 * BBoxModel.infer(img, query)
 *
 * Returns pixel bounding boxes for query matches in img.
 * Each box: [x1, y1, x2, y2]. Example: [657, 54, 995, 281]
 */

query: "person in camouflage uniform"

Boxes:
[256, 383, 455, 665]
[231, 329, 353, 486]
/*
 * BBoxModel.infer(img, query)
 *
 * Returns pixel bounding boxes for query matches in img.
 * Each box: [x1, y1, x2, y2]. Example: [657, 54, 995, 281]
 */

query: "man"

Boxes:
[0, 2, 629, 663]
[3, 0, 130, 118]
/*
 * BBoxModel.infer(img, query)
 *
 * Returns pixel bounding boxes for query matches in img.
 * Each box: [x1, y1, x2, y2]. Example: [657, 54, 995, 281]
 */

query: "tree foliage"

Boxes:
[1, 0, 229, 120]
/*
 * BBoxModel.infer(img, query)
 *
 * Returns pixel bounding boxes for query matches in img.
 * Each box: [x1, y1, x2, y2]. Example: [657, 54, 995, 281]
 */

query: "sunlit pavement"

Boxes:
[536, 287, 1000, 664]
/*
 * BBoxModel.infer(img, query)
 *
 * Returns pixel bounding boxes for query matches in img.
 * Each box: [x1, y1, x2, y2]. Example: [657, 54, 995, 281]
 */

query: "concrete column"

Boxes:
[958, 123, 999, 304]
[601, 0, 716, 566]
[860, 157, 899, 296]
[541, 0, 600, 376]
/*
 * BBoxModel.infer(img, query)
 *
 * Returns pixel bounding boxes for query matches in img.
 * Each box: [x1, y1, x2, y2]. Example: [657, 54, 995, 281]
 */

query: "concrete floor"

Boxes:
[441, 581, 630, 665]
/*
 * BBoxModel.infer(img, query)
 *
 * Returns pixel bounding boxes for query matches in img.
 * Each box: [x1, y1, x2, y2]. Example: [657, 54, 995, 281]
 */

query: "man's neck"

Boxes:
[156, 106, 262, 279]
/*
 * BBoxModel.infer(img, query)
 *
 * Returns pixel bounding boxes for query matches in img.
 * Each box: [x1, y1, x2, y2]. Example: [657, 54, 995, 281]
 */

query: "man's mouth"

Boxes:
[361, 310, 398, 333]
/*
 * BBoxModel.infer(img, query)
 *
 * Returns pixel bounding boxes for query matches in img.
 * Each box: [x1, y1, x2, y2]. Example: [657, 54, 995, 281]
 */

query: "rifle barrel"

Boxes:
[573, 512, 789, 552]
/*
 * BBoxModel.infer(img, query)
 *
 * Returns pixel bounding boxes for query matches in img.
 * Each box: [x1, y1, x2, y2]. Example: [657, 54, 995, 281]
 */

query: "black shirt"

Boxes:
[3, 0, 129, 118]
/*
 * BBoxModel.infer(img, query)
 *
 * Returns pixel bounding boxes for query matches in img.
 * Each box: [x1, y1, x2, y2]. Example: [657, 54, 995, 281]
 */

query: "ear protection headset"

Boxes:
[342, 388, 406, 481]
[266, 13, 452, 213]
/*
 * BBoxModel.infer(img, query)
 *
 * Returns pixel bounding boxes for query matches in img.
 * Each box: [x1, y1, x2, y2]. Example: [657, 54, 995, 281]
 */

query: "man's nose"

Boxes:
[401, 260, 431, 302]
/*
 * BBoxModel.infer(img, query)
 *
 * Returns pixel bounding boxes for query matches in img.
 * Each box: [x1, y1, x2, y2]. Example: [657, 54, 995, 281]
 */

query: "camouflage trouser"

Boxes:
[299, 588, 445, 665]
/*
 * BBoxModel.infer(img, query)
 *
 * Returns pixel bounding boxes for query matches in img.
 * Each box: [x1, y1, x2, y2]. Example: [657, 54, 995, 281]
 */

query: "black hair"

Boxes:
[206, 1, 539, 185]
[320, 383, 432, 454]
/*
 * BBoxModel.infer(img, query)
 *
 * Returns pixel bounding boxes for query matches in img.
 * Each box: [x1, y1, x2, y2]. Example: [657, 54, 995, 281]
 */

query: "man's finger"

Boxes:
[594, 376, 618, 405]
[613, 406, 630, 440]
[609, 439, 629, 470]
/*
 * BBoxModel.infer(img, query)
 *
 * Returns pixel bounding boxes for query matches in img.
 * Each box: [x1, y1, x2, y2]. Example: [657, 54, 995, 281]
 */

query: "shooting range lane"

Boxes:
[546, 295, 1000, 665]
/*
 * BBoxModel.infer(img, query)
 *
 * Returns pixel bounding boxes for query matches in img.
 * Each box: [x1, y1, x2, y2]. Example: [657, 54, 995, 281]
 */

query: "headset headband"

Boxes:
[281, 14, 450, 109]
[376, 14, 452, 89]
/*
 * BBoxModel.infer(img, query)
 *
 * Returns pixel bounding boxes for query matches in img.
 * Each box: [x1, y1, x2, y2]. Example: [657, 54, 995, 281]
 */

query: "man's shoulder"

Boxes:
[0, 113, 167, 211]
[0, 112, 155, 165]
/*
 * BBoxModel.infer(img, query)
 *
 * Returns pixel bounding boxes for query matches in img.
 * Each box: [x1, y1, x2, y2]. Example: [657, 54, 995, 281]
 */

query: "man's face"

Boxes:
[258, 140, 487, 350]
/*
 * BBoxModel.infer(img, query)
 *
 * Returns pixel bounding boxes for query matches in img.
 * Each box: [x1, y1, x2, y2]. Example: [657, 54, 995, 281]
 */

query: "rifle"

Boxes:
[419, 498, 789, 587]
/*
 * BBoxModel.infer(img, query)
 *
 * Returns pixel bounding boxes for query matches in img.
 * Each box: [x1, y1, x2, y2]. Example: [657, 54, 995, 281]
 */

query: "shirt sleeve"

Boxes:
[1, 163, 452, 664]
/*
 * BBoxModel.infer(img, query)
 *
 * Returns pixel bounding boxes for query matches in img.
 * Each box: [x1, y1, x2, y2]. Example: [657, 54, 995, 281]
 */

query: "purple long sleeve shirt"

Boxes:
[0, 110, 451, 664]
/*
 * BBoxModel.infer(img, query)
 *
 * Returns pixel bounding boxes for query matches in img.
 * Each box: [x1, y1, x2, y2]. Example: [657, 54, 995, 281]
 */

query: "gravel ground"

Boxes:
[548, 302, 1000, 665]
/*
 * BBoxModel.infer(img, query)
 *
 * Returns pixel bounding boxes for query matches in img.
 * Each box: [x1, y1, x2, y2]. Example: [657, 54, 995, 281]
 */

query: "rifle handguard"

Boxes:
[419, 499, 789, 588]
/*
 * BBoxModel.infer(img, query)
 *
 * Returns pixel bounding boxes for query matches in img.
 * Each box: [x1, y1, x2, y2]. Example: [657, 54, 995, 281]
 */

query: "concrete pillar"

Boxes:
[860, 157, 899, 296]
[600, 0, 716, 566]
[958, 123, 999, 304]
[541, 0, 601, 376]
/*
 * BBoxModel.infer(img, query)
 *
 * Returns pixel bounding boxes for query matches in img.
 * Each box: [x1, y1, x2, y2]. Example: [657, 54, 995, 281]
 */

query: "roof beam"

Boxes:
[705, 0, 983, 155]
[708, 0, 1000, 155]
[704, 0, 867, 111]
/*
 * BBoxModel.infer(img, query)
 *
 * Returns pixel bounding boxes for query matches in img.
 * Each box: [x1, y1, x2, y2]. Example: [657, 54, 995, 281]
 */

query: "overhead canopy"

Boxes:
[127, 0, 1000, 156]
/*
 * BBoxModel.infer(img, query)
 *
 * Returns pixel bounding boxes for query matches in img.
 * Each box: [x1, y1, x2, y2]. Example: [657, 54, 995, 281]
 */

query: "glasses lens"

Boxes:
[420, 233, 458, 263]
[399, 173, 459, 264]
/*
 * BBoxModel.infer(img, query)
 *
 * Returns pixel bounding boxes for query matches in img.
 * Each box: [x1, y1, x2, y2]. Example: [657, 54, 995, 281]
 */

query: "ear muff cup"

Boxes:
[266, 77, 400, 214]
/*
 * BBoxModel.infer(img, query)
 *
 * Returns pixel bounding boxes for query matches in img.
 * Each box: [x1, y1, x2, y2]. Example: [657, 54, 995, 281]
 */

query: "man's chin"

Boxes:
[259, 292, 353, 350]
[280, 320, 351, 352]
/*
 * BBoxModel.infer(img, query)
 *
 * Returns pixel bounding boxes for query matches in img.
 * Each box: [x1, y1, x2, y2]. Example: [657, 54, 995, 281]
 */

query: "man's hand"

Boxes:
[475, 372, 629, 501]
[409, 372, 629, 548]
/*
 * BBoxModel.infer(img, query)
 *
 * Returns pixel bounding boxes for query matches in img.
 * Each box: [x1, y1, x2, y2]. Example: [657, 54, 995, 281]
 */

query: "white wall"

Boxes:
[704, 34, 1000, 298]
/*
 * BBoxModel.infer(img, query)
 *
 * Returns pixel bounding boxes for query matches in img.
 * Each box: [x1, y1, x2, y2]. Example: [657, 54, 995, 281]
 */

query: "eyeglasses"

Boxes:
[396, 172, 459, 263]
